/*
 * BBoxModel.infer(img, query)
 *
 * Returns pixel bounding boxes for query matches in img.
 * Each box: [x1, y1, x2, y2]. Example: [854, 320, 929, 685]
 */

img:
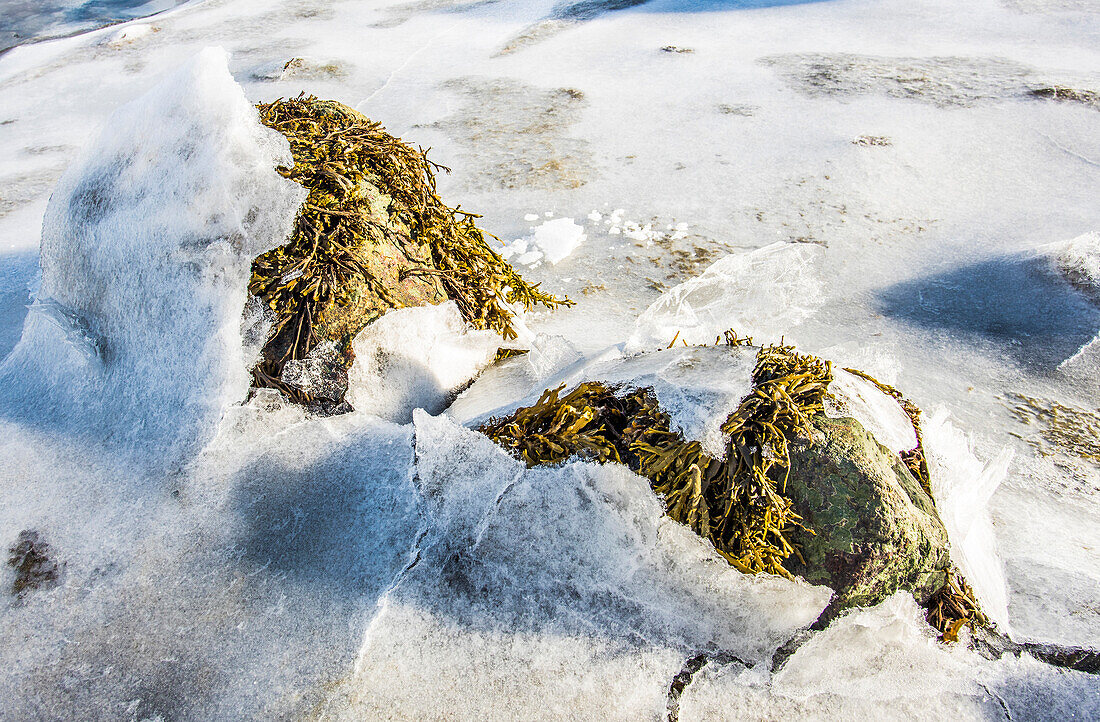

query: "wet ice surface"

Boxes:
[0, 0, 1099, 717]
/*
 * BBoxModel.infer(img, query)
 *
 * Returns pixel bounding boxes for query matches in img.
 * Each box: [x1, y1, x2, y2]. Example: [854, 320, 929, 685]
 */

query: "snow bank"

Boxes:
[346, 301, 505, 423]
[500, 217, 586, 266]
[627, 243, 824, 353]
[0, 47, 303, 468]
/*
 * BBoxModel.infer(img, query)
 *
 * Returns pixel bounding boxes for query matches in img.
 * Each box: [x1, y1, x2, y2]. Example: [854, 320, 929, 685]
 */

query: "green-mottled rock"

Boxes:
[786, 415, 950, 609]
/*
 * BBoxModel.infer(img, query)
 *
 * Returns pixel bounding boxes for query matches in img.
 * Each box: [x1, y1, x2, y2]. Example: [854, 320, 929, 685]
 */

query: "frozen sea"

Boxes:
[0, 0, 1098, 719]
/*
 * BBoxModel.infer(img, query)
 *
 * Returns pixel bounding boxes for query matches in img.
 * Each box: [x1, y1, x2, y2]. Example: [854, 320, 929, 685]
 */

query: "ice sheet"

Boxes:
[0, 46, 303, 467]
[627, 242, 825, 354]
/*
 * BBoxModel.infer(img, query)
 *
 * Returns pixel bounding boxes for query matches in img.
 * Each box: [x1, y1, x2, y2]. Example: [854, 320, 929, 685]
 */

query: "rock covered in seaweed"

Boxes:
[247, 95, 569, 409]
[478, 340, 974, 630]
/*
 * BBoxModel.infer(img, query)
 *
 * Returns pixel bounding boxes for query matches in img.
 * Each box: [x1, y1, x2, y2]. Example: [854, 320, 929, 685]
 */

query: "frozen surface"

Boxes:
[0, 46, 303, 468]
[825, 368, 919, 455]
[346, 301, 505, 423]
[0, 0, 1098, 716]
[678, 593, 1100, 722]
[311, 411, 830, 719]
[500, 216, 587, 266]
[627, 242, 825, 353]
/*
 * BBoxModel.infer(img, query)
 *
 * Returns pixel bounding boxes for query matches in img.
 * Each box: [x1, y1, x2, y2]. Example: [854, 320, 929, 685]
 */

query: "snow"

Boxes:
[0, 0, 1098, 716]
[500, 216, 587, 266]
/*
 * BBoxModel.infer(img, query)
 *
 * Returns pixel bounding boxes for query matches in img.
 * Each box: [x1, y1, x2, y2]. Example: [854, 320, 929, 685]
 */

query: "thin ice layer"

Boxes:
[346, 301, 505, 423]
[315, 412, 831, 719]
[923, 410, 1013, 632]
[0, 47, 304, 467]
[627, 243, 825, 354]
[581, 345, 757, 460]
[453, 343, 756, 460]
[825, 368, 919, 455]
[679, 593, 1099, 722]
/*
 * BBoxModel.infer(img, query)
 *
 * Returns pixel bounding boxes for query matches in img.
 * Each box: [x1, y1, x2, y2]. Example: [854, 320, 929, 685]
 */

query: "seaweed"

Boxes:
[8, 530, 61, 599]
[480, 337, 833, 579]
[249, 95, 570, 401]
[926, 567, 988, 640]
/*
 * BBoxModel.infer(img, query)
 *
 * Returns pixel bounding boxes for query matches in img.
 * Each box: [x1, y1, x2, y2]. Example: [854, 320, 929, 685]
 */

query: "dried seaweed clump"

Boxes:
[250, 95, 569, 397]
[8, 530, 61, 599]
[926, 568, 988, 641]
[480, 338, 833, 579]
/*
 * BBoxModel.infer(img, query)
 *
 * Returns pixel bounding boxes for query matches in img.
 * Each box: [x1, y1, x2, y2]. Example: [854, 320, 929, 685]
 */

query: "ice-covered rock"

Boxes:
[0, 47, 304, 467]
[627, 242, 824, 353]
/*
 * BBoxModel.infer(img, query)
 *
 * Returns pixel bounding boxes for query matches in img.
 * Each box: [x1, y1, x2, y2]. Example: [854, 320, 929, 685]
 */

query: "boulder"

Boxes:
[247, 95, 568, 409]
[785, 415, 951, 610]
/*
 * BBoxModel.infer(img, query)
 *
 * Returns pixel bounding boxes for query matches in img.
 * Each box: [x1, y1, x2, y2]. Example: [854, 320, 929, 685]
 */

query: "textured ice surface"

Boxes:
[628, 243, 824, 353]
[346, 301, 505, 423]
[678, 593, 1100, 721]
[0, 46, 303, 467]
[825, 368, 919, 455]
[311, 411, 830, 719]
[924, 410, 1013, 632]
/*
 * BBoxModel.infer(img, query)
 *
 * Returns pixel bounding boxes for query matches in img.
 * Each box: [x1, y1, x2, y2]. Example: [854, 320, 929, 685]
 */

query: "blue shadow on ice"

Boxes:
[636, 0, 831, 11]
[876, 255, 1100, 372]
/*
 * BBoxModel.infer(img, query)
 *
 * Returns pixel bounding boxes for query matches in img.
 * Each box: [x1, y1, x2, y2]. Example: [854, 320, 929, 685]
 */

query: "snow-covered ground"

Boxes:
[0, 0, 1098, 718]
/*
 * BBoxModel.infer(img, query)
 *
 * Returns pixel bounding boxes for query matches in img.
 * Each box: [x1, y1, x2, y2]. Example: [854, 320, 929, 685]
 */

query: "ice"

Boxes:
[923, 410, 1014, 632]
[0, 46, 303, 468]
[679, 593, 1100, 721]
[345, 301, 505, 423]
[825, 368, 919, 455]
[1041, 231, 1100, 304]
[627, 243, 825, 353]
[312, 412, 830, 718]
[500, 217, 587, 266]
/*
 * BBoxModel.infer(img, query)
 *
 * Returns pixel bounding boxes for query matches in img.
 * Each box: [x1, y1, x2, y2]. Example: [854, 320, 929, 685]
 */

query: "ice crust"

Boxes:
[627, 242, 825, 354]
[345, 301, 505, 423]
[0, 0, 1098, 716]
[0, 47, 304, 467]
